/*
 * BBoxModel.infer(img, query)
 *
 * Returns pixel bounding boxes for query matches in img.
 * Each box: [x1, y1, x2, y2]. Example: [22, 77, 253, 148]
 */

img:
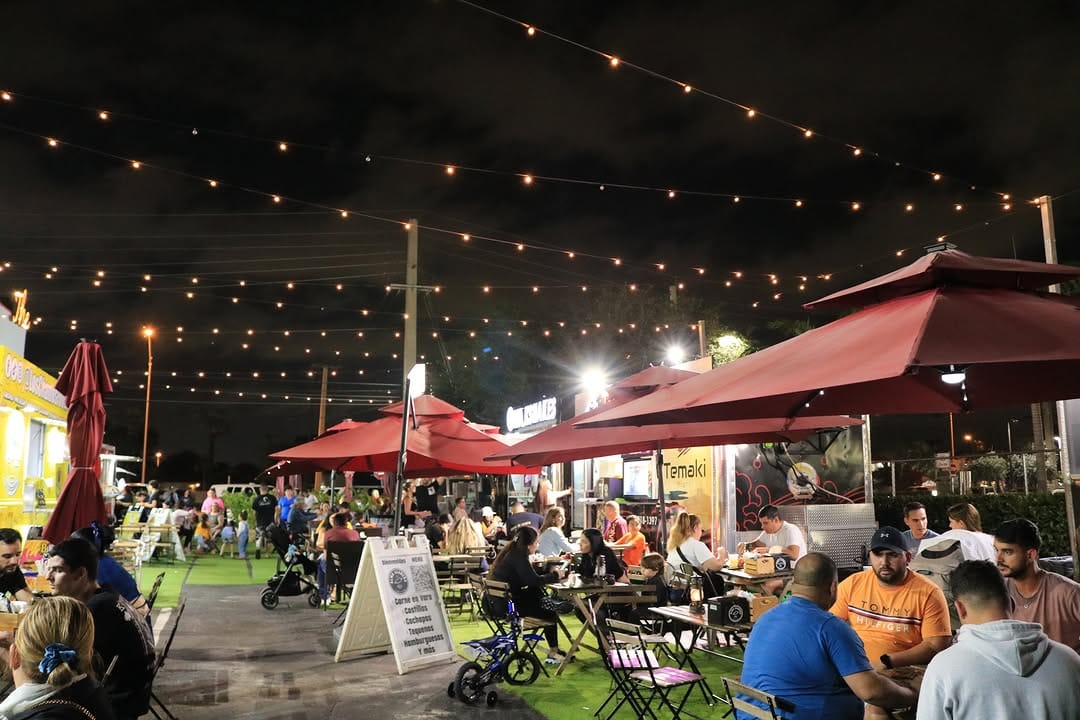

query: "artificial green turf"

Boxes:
[136, 552, 285, 609]
[447, 612, 744, 720]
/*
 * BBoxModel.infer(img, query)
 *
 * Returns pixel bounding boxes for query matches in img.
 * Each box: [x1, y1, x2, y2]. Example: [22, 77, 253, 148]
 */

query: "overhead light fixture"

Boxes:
[940, 365, 966, 385]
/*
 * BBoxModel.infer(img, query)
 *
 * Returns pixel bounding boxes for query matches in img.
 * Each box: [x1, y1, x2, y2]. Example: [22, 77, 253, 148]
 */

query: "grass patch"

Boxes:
[446, 611, 742, 720]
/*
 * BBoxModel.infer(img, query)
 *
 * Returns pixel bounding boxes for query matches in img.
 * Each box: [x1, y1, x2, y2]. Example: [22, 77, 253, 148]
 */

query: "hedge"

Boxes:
[874, 493, 1071, 557]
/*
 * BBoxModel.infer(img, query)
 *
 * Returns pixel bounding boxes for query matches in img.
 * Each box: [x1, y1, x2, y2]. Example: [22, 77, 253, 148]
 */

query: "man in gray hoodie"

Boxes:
[917, 560, 1080, 720]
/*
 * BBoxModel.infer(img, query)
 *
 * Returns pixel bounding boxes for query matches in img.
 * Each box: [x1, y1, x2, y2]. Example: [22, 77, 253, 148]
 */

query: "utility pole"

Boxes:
[313, 365, 331, 490]
[1037, 194, 1077, 579]
[404, 219, 418, 390]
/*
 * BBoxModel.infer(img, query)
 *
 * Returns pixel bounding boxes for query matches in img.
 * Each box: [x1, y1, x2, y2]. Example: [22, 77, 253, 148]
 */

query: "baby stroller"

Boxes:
[260, 524, 321, 610]
[448, 600, 542, 707]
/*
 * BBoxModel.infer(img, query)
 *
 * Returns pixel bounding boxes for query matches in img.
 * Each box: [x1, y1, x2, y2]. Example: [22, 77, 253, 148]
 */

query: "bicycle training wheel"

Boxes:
[454, 662, 486, 705]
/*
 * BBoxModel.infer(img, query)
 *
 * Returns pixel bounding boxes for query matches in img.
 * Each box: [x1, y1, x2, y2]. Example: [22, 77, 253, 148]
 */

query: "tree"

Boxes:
[707, 330, 750, 365]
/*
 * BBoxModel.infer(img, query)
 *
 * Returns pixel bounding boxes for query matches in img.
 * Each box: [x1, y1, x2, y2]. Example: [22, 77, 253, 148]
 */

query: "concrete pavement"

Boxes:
[150, 585, 545, 719]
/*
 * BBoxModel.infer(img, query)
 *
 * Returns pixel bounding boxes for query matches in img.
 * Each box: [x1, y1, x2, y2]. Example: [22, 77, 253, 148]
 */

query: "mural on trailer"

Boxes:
[733, 427, 865, 531]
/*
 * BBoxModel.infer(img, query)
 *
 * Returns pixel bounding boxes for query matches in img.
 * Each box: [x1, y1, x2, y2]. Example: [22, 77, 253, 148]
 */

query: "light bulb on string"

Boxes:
[746, 108, 756, 118]
[278, 142, 288, 152]
[682, 84, 692, 94]
[525, 25, 536, 36]
[522, 174, 534, 186]
[131, 161, 141, 170]
[933, 173, 942, 182]
[445, 165, 455, 175]
[609, 55, 620, 68]
[803, 129, 813, 138]
[0, 92, 11, 102]
[47, 138, 58, 148]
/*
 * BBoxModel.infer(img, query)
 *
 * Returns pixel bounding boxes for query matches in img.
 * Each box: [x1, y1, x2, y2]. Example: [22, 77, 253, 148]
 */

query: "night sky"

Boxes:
[1, 1, 1077, 470]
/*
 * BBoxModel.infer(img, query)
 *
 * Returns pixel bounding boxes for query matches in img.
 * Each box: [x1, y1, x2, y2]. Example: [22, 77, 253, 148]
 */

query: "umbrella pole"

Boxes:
[392, 379, 414, 533]
[655, 442, 667, 555]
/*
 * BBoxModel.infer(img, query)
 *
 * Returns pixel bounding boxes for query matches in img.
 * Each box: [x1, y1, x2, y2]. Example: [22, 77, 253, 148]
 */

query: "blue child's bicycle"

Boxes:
[448, 601, 543, 707]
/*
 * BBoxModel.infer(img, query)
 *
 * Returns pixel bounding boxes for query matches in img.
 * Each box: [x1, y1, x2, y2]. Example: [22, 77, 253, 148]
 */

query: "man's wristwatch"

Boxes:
[879, 654, 894, 670]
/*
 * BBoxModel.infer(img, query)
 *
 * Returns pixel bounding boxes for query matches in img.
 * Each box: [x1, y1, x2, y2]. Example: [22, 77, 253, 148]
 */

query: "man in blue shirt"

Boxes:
[275, 487, 297, 526]
[739, 553, 916, 719]
[901, 501, 939, 550]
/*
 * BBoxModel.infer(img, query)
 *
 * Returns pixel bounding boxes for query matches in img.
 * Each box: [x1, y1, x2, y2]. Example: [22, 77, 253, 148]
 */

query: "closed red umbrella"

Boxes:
[43, 342, 111, 543]
[580, 250, 1080, 428]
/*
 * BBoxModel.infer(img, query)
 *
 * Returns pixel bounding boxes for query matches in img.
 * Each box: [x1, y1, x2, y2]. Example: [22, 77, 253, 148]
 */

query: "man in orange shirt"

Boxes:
[831, 526, 952, 672]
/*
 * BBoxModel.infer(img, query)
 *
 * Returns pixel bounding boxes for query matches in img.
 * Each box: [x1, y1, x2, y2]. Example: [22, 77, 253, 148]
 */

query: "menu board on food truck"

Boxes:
[335, 536, 456, 674]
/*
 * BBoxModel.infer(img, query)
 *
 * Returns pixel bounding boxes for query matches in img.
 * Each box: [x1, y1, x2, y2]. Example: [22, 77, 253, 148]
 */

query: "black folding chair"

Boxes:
[326, 540, 363, 624]
[145, 571, 167, 612]
[147, 598, 186, 720]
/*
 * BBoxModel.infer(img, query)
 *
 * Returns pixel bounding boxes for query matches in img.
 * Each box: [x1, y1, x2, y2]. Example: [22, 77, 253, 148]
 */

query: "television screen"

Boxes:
[622, 459, 655, 498]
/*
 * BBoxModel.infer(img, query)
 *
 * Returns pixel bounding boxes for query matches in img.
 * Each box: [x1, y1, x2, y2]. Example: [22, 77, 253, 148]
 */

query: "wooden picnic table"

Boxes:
[548, 579, 632, 675]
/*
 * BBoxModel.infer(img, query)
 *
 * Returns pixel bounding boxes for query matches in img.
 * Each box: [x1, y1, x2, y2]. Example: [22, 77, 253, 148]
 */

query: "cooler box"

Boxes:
[707, 596, 750, 626]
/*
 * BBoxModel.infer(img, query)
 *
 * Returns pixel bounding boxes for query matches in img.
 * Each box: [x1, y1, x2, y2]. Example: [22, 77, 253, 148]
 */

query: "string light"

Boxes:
[98, 111, 109, 121]
[0, 92, 11, 102]
[445, 165, 456, 175]
[278, 142, 288, 152]
[522, 174, 534, 185]
[130, 161, 141, 170]
[609, 56, 620, 68]
[46, 138, 58, 148]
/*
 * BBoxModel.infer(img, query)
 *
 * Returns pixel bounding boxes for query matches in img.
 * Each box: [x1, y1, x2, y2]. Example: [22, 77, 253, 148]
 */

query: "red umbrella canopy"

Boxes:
[489, 406, 860, 466]
[806, 249, 1080, 310]
[488, 365, 859, 465]
[43, 342, 112, 543]
[582, 276, 1080, 428]
[379, 395, 466, 420]
[270, 413, 535, 477]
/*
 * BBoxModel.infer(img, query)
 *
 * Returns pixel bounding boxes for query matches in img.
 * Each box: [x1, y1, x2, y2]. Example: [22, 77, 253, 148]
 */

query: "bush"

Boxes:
[874, 493, 1070, 557]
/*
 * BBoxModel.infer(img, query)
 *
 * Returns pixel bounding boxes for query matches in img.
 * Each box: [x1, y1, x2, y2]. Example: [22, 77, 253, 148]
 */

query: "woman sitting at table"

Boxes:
[665, 512, 727, 597]
[0, 596, 116, 720]
[537, 507, 576, 557]
[445, 516, 489, 570]
[578, 528, 628, 584]
[486, 526, 568, 665]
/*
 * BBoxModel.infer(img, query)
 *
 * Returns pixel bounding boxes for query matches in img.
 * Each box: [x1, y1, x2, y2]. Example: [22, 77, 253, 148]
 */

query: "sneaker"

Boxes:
[545, 650, 566, 665]
[554, 600, 575, 615]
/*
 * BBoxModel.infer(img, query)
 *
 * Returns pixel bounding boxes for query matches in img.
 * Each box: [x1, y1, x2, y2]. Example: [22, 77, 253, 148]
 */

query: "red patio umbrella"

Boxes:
[270, 396, 536, 477]
[579, 250, 1080, 428]
[43, 342, 111, 543]
[488, 366, 859, 552]
[487, 369, 860, 467]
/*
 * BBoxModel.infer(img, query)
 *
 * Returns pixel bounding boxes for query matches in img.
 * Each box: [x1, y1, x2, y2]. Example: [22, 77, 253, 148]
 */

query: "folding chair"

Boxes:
[445, 556, 483, 616]
[721, 678, 796, 720]
[597, 618, 662, 720]
[147, 598, 187, 720]
[145, 572, 167, 612]
[613, 617, 706, 720]
[482, 577, 555, 676]
[467, 572, 497, 630]
[326, 540, 363, 624]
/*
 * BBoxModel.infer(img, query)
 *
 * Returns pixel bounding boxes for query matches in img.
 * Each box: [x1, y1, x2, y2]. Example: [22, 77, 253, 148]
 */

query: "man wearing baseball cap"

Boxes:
[831, 526, 952, 674]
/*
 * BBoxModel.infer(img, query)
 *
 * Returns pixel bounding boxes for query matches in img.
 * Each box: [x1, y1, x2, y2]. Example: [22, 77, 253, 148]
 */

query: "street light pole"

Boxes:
[140, 328, 154, 484]
[1007, 419, 1014, 454]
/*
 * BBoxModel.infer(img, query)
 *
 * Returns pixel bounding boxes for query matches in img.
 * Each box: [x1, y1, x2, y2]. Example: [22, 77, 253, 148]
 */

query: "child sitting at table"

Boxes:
[629, 552, 670, 627]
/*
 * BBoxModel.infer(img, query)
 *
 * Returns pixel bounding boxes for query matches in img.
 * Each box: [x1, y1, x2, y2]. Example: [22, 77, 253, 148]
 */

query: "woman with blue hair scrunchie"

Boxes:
[0, 596, 116, 719]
